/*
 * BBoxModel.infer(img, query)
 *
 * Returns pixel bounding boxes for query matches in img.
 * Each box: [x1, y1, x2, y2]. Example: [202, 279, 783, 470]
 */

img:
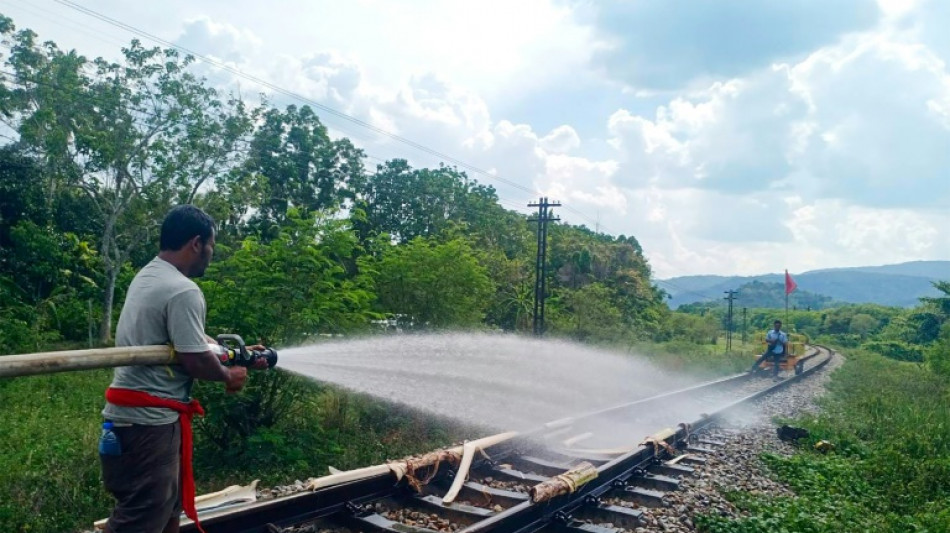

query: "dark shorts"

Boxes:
[101, 421, 182, 533]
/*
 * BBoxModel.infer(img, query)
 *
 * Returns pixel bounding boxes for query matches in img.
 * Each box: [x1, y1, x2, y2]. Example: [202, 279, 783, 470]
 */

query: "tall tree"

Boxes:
[200, 209, 376, 344]
[242, 104, 364, 237]
[373, 236, 493, 328]
[0, 22, 252, 342]
[354, 159, 501, 244]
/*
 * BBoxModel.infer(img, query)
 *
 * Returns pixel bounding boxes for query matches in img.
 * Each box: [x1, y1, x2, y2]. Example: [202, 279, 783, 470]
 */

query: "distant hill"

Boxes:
[658, 260, 950, 308]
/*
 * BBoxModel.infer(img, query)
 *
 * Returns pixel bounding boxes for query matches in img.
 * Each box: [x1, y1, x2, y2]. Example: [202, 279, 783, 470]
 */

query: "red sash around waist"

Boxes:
[106, 387, 206, 532]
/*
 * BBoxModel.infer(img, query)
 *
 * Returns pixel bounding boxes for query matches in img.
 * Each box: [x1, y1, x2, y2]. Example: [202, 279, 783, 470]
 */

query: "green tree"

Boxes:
[550, 283, 624, 341]
[654, 311, 720, 344]
[920, 281, 950, 316]
[200, 210, 376, 344]
[241, 105, 364, 236]
[373, 237, 493, 328]
[926, 322, 950, 377]
[354, 160, 500, 244]
[1, 24, 251, 342]
[849, 313, 880, 339]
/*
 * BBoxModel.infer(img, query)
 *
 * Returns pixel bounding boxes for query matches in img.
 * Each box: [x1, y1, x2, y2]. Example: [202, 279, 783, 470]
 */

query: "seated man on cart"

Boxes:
[750, 320, 788, 379]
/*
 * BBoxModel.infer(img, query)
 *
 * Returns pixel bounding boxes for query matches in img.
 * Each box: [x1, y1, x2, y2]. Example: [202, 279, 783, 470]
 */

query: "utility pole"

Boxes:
[741, 307, 748, 346]
[529, 197, 560, 337]
[724, 290, 738, 352]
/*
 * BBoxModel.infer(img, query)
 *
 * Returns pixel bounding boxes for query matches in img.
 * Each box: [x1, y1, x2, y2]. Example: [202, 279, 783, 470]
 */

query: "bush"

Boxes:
[925, 322, 950, 377]
[863, 339, 924, 362]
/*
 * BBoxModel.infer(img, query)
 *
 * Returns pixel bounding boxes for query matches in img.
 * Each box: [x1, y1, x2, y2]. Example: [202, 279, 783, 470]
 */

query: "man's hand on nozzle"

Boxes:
[247, 344, 271, 370]
[225, 366, 248, 394]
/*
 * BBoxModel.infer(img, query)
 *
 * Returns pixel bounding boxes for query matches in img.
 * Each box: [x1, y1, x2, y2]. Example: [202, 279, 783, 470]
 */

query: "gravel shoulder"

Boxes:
[635, 350, 844, 532]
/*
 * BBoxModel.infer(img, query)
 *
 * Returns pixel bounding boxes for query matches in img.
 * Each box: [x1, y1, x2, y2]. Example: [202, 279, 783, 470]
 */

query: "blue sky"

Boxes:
[1, 0, 948, 277]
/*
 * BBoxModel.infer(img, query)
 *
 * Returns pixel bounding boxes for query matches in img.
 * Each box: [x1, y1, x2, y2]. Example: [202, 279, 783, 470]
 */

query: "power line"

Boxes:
[44, 0, 619, 231]
[50, 1, 537, 194]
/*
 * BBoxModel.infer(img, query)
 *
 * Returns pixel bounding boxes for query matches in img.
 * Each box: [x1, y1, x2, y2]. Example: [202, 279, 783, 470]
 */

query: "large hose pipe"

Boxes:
[0, 345, 174, 378]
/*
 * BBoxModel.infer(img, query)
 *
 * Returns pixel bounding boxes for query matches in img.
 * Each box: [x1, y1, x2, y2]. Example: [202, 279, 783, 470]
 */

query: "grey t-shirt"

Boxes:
[102, 257, 210, 425]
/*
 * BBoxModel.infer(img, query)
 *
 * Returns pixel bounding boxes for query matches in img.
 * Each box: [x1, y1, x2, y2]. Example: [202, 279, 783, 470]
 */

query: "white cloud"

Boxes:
[5, 0, 949, 277]
[167, 4, 950, 278]
[539, 125, 581, 154]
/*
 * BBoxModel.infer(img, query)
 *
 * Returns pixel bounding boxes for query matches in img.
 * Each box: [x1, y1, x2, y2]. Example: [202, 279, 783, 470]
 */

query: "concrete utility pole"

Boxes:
[723, 290, 738, 352]
[529, 197, 560, 337]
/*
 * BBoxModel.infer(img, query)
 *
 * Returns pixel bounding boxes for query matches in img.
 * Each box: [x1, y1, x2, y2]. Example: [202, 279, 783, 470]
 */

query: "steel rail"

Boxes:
[455, 345, 832, 533]
[181, 345, 832, 533]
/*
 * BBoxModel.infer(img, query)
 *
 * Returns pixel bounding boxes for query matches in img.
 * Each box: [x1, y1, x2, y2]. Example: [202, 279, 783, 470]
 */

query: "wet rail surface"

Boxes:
[180, 346, 834, 533]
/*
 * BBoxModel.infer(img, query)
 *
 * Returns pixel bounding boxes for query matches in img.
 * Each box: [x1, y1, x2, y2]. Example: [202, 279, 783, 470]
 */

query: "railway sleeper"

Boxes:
[673, 454, 707, 466]
[615, 486, 667, 508]
[490, 465, 549, 484]
[626, 472, 680, 492]
[453, 481, 530, 508]
[340, 511, 442, 533]
[344, 498, 462, 533]
[509, 455, 578, 477]
[263, 518, 355, 533]
[685, 445, 717, 455]
[410, 494, 495, 524]
[539, 426, 577, 441]
[549, 448, 621, 464]
[548, 521, 620, 533]
[648, 461, 695, 478]
[575, 501, 645, 529]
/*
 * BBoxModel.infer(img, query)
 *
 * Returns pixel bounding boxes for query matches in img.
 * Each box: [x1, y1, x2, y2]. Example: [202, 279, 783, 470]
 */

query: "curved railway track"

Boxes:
[175, 345, 834, 533]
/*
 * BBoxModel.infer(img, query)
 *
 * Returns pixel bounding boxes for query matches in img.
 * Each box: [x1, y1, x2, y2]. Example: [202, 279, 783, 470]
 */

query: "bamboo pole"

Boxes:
[95, 480, 261, 530]
[442, 440, 478, 504]
[307, 431, 518, 494]
[0, 345, 175, 378]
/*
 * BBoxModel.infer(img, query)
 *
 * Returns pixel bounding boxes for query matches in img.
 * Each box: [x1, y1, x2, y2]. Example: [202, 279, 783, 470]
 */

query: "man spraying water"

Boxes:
[100, 205, 270, 533]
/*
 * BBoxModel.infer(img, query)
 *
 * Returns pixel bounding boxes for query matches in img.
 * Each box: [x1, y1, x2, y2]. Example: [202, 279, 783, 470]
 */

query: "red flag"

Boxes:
[785, 270, 798, 295]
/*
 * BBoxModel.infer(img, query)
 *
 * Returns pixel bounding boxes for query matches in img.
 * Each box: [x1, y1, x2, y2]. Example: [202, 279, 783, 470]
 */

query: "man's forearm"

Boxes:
[178, 351, 231, 382]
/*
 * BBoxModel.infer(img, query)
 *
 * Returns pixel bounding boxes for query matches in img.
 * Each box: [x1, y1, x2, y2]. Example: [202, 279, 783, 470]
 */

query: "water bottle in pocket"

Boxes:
[98, 421, 122, 456]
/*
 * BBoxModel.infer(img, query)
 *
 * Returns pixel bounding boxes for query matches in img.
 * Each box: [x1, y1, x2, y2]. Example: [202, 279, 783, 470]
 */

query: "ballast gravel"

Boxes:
[627, 351, 843, 533]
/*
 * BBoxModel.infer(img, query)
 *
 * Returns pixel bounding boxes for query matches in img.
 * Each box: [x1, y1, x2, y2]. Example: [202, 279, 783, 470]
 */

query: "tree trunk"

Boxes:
[99, 211, 119, 345]
[99, 266, 117, 344]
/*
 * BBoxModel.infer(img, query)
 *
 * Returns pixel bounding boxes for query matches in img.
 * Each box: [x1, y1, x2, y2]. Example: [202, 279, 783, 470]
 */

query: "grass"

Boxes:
[695, 348, 950, 533]
[633, 339, 756, 377]
[0, 370, 113, 533]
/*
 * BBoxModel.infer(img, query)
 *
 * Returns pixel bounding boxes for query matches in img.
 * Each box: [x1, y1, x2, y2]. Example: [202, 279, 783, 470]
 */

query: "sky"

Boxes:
[1, 0, 948, 279]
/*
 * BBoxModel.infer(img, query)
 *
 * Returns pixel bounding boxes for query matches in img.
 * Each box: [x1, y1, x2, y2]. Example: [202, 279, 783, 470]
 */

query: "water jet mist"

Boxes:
[279, 332, 705, 431]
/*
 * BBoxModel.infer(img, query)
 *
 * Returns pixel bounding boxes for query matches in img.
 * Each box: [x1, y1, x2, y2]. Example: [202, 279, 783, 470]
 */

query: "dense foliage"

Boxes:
[0, 15, 666, 355]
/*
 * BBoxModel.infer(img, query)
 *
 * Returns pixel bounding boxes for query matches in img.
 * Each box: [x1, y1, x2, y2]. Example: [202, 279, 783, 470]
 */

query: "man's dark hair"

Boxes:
[774, 320, 782, 325]
[160, 205, 215, 251]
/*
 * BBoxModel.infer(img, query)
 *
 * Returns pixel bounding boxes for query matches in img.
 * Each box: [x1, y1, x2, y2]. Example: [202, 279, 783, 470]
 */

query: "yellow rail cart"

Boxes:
[754, 332, 808, 374]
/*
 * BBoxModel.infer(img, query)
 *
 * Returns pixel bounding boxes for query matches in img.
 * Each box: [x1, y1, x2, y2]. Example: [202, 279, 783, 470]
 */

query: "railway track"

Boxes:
[174, 345, 834, 533]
